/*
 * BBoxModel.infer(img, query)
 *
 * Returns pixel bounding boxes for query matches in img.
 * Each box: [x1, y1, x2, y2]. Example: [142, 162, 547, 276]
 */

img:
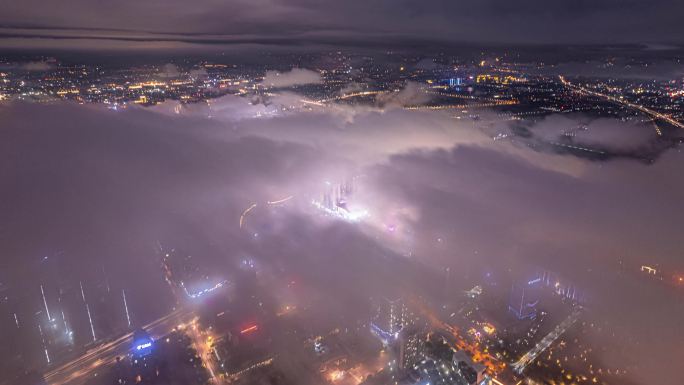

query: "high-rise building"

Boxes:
[452, 350, 486, 385]
[398, 326, 425, 371]
[508, 279, 541, 320]
[539, 270, 585, 303]
[448, 77, 465, 87]
[370, 297, 409, 344]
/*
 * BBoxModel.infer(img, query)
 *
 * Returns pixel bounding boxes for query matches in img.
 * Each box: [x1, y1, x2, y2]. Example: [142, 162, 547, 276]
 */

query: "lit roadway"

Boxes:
[559, 75, 684, 131]
[408, 296, 506, 374]
[185, 317, 224, 384]
[511, 307, 582, 374]
[43, 308, 194, 385]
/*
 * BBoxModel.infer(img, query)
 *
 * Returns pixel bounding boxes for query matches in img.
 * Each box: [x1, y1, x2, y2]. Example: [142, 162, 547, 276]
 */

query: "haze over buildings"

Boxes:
[1, 2, 684, 385]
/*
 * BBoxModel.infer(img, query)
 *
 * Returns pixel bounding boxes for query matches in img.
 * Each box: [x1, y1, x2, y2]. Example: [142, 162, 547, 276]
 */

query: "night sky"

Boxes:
[1, 0, 683, 49]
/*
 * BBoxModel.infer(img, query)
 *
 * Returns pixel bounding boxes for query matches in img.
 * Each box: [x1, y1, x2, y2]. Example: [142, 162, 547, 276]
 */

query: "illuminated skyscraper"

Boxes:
[398, 326, 425, 371]
[508, 279, 541, 320]
[370, 297, 408, 344]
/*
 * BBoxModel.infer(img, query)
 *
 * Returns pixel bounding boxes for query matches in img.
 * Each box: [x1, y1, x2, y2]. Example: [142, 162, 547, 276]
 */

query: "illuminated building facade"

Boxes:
[370, 297, 409, 344]
[398, 326, 425, 371]
[508, 280, 541, 320]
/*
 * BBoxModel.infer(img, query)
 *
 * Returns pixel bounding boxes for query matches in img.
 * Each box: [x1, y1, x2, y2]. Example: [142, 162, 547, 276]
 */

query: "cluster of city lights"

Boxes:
[182, 280, 228, 299]
[311, 200, 369, 222]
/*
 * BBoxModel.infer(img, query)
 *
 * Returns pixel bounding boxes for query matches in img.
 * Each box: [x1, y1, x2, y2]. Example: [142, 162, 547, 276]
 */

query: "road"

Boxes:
[511, 307, 582, 374]
[559, 76, 684, 131]
[185, 317, 223, 384]
[43, 308, 194, 385]
[408, 296, 506, 374]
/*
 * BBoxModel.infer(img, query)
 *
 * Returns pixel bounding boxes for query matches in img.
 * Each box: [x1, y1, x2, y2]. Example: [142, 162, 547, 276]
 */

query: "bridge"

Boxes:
[511, 307, 582, 374]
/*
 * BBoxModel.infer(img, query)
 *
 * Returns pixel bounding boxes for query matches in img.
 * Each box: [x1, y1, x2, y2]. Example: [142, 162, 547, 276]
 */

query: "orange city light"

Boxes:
[240, 325, 259, 334]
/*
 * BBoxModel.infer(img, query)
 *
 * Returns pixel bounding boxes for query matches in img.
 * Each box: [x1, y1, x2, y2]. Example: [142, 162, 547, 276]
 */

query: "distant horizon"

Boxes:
[1, 28, 683, 53]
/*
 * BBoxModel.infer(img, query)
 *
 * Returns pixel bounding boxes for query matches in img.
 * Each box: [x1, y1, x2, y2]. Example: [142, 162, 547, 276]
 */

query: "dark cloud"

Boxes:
[1, 0, 683, 48]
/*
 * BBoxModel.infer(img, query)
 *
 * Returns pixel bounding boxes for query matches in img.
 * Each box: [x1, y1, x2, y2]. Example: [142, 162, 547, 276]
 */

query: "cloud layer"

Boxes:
[261, 68, 323, 88]
[1, 95, 683, 383]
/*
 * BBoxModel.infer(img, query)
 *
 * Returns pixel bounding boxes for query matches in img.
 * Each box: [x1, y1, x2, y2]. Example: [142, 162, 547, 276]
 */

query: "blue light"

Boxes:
[528, 278, 542, 285]
[182, 279, 228, 299]
[370, 322, 396, 344]
[136, 342, 152, 350]
[132, 330, 154, 356]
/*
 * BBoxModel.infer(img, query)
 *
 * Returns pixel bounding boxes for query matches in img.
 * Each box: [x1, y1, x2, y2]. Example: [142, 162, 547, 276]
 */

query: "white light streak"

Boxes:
[267, 195, 294, 205]
[86, 303, 96, 342]
[240, 203, 258, 229]
[40, 284, 52, 321]
[79, 281, 86, 302]
[122, 289, 131, 327]
[61, 310, 68, 333]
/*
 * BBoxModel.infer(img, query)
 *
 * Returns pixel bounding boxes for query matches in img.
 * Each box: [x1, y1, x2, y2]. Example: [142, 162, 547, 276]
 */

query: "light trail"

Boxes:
[240, 196, 293, 229]
[79, 281, 86, 302]
[324, 90, 384, 103]
[85, 303, 96, 343]
[303, 90, 387, 106]
[41, 284, 52, 321]
[44, 308, 193, 385]
[46, 252, 218, 385]
[239, 203, 258, 229]
[403, 100, 517, 110]
[38, 324, 50, 365]
[122, 289, 131, 328]
[560, 76, 684, 132]
[61, 310, 69, 335]
[548, 141, 606, 155]
[267, 195, 294, 205]
[79, 281, 98, 343]
[427, 90, 512, 103]
[240, 324, 259, 334]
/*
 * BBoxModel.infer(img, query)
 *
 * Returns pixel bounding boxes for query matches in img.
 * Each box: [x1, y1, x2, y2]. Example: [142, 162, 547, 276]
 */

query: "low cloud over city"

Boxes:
[1, 0, 683, 376]
[2, 81, 683, 383]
